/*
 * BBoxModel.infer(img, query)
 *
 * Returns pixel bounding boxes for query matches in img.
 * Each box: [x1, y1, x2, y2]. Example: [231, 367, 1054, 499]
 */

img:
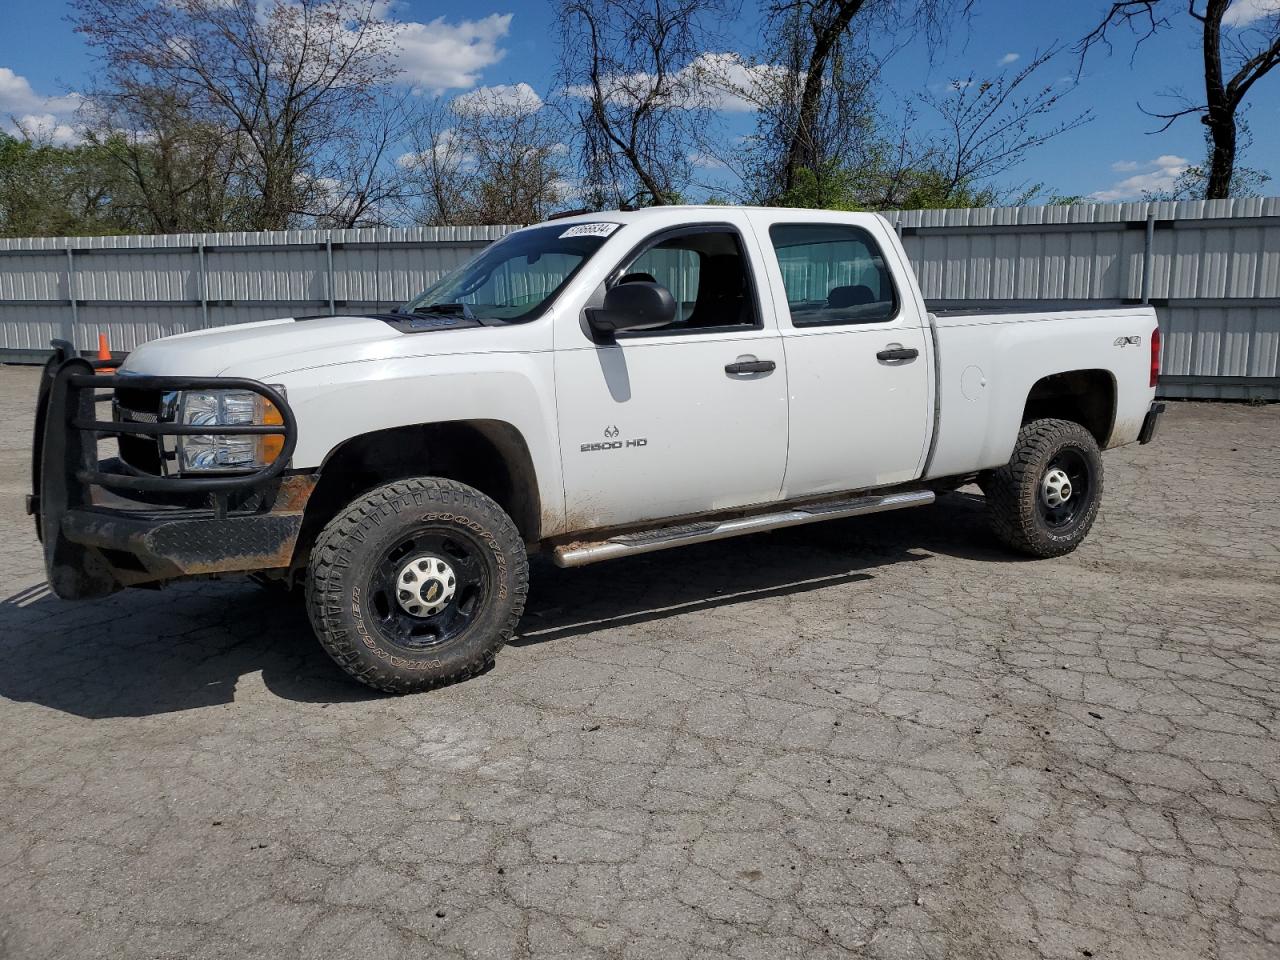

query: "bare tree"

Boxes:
[917, 47, 1092, 205]
[72, 0, 400, 229]
[770, 0, 874, 195]
[400, 99, 474, 226]
[79, 83, 248, 232]
[714, 35, 1086, 210]
[452, 87, 571, 224]
[307, 94, 421, 229]
[728, 13, 884, 204]
[755, 0, 970, 197]
[556, 0, 729, 207]
[1080, 1, 1280, 199]
[400, 88, 570, 226]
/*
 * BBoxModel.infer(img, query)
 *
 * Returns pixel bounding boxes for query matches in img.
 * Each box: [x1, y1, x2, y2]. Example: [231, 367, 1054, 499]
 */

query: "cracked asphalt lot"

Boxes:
[1, 363, 1278, 960]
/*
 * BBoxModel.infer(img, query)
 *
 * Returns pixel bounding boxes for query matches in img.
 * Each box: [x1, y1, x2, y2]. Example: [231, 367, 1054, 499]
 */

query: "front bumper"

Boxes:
[30, 340, 307, 599]
[41, 473, 316, 597]
[1138, 401, 1166, 445]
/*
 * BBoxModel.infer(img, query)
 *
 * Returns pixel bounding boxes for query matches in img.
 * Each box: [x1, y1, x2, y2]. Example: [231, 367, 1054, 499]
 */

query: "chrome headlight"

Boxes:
[175, 388, 287, 473]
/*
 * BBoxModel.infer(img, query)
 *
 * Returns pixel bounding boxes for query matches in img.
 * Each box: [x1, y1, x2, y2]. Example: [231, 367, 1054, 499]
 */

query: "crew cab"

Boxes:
[30, 207, 1164, 692]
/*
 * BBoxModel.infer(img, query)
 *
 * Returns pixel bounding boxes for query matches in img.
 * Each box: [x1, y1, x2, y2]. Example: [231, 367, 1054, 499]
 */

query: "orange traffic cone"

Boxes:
[96, 333, 116, 372]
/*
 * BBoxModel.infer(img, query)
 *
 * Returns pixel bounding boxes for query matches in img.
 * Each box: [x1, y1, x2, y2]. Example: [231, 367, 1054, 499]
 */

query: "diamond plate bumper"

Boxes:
[46, 473, 318, 599]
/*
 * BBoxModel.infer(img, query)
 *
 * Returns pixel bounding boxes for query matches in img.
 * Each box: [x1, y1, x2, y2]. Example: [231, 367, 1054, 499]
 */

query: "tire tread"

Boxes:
[305, 477, 528, 694]
[983, 418, 1103, 559]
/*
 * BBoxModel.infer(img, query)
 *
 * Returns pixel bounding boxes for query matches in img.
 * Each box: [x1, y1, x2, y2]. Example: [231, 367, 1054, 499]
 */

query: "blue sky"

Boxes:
[2, 0, 1277, 204]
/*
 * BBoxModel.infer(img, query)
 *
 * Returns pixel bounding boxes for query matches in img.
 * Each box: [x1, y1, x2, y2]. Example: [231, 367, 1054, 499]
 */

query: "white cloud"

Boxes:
[397, 128, 467, 169]
[565, 51, 786, 114]
[1089, 155, 1190, 201]
[683, 52, 787, 112]
[452, 82, 542, 115]
[390, 14, 512, 94]
[998, 52, 1020, 66]
[1111, 160, 1140, 172]
[688, 150, 726, 169]
[550, 176, 580, 203]
[12, 113, 81, 146]
[0, 67, 81, 115]
[396, 147, 431, 169]
[1223, 0, 1280, 26]
[0, 68, 84, 144]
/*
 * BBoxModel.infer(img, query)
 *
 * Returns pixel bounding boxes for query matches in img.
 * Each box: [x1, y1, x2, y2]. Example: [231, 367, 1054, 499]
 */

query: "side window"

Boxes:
[613, 228, 759, 333]
[768, 224, 898, 326]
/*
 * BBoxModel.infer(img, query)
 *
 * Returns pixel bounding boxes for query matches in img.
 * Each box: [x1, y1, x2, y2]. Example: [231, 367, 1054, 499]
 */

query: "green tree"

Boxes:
[0, 132, 142, 236]
[81, 84, 253, 233]
[73, 0, 402, 230]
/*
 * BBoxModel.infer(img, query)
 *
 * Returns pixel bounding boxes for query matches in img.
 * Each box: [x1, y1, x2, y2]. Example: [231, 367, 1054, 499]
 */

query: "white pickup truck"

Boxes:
[30, 206, 1164, 692]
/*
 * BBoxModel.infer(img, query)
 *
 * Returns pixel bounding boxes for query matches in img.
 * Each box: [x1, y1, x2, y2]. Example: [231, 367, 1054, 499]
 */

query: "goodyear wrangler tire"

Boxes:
[305, 477, 528, 693]
[981, 418, 1104, 559]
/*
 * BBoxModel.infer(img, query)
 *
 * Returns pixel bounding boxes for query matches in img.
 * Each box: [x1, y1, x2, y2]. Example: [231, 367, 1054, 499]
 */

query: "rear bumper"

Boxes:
[1138, 401, 1166, 445]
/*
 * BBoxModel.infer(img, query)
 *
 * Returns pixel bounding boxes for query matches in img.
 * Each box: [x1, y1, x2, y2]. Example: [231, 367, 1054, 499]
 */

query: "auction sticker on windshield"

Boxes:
[559, 222, 620, 239]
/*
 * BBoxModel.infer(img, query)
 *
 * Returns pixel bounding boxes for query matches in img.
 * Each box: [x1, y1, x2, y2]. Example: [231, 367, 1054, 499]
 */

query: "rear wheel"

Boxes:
[981, 418, 1103, 558]
[305, 477, 528, 693]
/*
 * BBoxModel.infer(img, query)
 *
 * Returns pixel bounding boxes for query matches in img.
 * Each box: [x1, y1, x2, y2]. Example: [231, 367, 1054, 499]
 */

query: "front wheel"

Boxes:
[981, 418, 1104, 558]
[305, 477, 528, 693]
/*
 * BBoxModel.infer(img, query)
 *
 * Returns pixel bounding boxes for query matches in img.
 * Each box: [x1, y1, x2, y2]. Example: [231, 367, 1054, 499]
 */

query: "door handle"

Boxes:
[725, 358, 776, 375]
[876, 346, 919, 362]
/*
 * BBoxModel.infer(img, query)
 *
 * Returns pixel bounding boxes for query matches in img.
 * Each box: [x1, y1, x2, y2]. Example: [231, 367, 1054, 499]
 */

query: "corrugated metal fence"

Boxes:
[2, 199, 1278, 399]
[0, 225, 514, 363]
[887, 198, 1280, 400]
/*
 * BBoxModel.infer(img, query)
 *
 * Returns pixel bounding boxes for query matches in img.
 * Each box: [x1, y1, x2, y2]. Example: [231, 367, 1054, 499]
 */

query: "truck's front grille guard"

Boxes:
[51, 352, 298, 498]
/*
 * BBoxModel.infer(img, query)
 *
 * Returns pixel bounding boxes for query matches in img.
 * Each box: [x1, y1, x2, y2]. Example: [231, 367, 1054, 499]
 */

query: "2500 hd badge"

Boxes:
[582, 426, 647, 452]
[581, 438, 648, 452]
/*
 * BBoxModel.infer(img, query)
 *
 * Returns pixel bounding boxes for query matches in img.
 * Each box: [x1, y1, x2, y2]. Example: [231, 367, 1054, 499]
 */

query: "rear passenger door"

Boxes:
[753, 214, 932, 498]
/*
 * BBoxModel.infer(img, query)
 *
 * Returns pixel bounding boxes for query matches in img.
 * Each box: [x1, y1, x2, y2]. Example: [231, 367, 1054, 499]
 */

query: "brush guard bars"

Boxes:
[28, 340, 309, 599]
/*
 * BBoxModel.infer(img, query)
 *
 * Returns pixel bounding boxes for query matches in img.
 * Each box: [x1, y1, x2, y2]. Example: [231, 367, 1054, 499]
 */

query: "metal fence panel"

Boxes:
[2, 203, 1278, 398]
[883, 198, 1280, 399]
[73, 305, 204, 353]
[0, 254, 67, 301]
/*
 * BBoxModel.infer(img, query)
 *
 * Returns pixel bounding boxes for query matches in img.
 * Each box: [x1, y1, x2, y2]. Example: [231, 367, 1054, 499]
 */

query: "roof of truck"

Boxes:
[536, 205, 890, 231]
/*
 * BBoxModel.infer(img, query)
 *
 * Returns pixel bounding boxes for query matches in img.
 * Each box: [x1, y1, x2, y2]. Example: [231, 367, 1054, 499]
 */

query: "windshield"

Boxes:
[401, 223, 617, 322]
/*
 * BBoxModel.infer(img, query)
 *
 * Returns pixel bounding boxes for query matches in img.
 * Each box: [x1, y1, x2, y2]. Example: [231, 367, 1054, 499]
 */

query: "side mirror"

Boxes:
[587, 281, 677, 335]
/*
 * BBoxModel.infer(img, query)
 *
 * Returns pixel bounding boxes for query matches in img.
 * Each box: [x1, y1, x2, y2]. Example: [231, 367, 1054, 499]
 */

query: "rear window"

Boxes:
[768, 224, 898, 326]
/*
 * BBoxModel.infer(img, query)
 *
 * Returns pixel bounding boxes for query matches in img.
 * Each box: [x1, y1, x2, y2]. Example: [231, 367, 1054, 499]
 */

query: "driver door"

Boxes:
[554, 219, 788, 532]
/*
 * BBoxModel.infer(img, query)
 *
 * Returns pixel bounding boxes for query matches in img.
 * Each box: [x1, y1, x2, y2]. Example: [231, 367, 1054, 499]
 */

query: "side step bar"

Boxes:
[552, 489, 936, 568]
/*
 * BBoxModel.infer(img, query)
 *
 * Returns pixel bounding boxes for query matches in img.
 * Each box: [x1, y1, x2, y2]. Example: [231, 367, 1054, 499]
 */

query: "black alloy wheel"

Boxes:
[306, 477, 528, 693]
[366, 528, 490, 651]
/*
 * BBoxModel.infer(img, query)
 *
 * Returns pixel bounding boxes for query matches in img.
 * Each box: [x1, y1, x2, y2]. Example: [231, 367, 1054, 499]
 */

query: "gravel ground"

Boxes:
[1, 362, 1277, 960]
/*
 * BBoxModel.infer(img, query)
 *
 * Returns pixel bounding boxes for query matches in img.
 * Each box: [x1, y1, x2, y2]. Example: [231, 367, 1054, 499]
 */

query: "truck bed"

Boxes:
[924, 302, 1158, 479]
[927, 301, 1139, 319]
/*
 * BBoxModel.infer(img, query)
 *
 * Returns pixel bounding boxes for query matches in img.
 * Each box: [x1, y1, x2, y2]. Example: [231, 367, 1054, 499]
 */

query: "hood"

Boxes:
[119, 312, 484, 379]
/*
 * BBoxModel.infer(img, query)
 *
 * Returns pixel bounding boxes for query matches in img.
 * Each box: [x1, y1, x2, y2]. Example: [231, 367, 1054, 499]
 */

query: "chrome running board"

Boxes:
[552, 489, 935, 568]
